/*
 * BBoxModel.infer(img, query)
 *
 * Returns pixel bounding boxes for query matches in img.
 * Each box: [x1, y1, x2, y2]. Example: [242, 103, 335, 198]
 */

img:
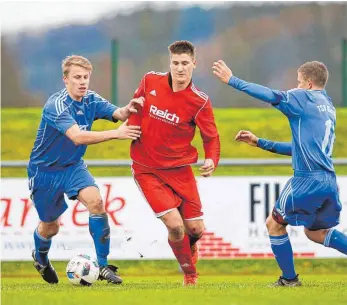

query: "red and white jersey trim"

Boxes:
[191, 83, 208, 101]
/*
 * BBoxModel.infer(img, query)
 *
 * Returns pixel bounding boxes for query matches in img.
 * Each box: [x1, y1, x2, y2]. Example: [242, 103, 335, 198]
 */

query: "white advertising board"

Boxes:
[1, 176, 346, 261]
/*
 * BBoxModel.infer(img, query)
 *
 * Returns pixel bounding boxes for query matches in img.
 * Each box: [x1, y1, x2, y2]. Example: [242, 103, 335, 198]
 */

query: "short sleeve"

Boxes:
[43, 100, 76, 134]
[92, 93, 118, 122]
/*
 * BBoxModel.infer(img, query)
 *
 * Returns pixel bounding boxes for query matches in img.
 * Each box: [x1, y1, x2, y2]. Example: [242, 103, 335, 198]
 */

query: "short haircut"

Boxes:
[168, 40, 196, 58]
[297, 61, 329, 88]
[62, 55, 93, 76]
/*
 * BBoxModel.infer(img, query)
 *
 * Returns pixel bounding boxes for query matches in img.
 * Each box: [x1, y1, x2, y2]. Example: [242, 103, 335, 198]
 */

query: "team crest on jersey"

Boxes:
[149, 105, 180, 125]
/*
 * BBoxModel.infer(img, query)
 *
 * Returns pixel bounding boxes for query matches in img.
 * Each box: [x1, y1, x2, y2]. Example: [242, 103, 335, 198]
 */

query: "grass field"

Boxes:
[2, 108, 347, 177]
[2, 260, 347, 305]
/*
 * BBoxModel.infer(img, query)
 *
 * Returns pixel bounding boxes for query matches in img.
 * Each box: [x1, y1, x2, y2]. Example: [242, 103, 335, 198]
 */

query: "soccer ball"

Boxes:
[66, 254, 100, 286]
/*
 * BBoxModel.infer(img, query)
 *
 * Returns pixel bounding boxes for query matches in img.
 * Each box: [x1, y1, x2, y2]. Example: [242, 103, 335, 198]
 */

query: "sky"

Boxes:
[0, 0, 230, 34]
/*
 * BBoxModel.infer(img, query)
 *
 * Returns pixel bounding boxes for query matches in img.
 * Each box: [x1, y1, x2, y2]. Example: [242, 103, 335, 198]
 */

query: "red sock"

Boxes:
[168, 234, 196, 275]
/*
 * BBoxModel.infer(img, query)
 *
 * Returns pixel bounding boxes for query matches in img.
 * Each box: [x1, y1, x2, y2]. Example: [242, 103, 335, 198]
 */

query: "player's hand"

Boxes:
[123, 97, 145, 118]
[234, 130, 258, 147]
[114, 97, 144, 121]
[127, 97, 144, 113]
[199, 158, 215, 177]
[114, 120, 141, 140]
[212, 60, 233, 84]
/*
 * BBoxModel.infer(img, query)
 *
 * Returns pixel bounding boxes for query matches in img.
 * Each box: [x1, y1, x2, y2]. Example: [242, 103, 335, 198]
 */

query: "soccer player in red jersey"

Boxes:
[128, 40, 220, 285]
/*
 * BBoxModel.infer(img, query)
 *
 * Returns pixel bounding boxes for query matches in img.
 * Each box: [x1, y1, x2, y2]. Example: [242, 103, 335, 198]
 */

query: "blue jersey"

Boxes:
[228, 77, 336, 172]
[29, 89, 118, 169]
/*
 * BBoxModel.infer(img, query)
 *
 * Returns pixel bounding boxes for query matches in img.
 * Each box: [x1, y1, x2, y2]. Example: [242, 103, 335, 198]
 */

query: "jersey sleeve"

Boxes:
[93, 93, 118, 122]
[194, 99, 220, 167]
[228, 76, 304, 117]
[272, 89, 306, 117]
[128, 75, 146, 126]
[257, 138, 292, 156]
[43, 100, 76, 134]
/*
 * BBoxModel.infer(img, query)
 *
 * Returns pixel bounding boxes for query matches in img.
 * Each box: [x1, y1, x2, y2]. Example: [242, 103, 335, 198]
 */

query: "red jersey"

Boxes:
[128, 72, 220, 169]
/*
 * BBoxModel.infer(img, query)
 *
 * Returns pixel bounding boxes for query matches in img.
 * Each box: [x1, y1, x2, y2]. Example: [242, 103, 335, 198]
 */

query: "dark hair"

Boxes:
[168, 40, 196, 58]
[297, 61, 329, 88]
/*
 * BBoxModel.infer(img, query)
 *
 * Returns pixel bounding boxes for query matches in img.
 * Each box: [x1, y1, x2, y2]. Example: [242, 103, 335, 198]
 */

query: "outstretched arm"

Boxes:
[235, 130, 292, 156]
[257, 139, 292, 156]
[65, 122, 141, 146]
[91, 93, 143, 122]
[212, 60, 286, 104]
[113, 97, 144, 122]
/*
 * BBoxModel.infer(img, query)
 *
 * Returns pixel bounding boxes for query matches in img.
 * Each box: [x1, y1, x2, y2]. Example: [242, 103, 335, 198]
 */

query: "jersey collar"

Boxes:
[168, 73, 193, 93]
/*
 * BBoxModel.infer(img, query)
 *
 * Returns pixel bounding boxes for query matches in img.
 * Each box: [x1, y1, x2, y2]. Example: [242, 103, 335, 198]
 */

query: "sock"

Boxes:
[89, 213, 110, 268]
[34, 228, 52, 266]
[168, 234, 196, 275]
[269, 234, 296, 280]
[324, 228, 347, 254]
[188, 233, 202, 248]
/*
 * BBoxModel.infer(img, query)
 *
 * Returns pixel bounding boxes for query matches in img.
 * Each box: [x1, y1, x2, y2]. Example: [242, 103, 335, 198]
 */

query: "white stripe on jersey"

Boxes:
[54, 100, 75, 123]
[54, 90, 67, 115]
[194, 99, 208, 120]
[32, 123, 47, 153]
[191, 84, 208, 101]
[54, 90, 68, 116]
[287, 88, 301, 93]
[147, 71, 168, 76]
[58, 92, 68, 114]
[298, 118, 312, 171]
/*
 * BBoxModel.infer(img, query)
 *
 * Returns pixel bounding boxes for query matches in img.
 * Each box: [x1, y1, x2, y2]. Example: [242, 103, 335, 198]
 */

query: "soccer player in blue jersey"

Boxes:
[28, 55, 143, 284]
[213, 60, 347, 286]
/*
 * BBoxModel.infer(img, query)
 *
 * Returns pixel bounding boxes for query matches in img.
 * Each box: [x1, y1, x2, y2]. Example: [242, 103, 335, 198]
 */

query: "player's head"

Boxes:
[168, 40, 196, 84]
[297, 61, 329, 90]
[62, 55, 93, 101]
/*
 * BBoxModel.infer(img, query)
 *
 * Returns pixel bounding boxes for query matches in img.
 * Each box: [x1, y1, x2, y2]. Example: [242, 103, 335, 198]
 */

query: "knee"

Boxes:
[187, 223, 205, 238]
[304, 228, 328, 244]
[39, 221, 60, 238]
[86, 197, 105, 214]
[266, 215, 286, 235]
[167, 222, 185, 240]
[265, 215, 275, 231]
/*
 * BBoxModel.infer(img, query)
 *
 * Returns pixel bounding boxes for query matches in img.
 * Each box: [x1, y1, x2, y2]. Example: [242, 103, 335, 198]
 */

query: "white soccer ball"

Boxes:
[66, 254, 100, 286]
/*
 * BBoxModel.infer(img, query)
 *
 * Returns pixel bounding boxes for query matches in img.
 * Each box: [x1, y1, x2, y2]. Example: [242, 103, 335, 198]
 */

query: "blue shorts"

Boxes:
[274, 170, 342, 230]
[27, 161, 98, 222]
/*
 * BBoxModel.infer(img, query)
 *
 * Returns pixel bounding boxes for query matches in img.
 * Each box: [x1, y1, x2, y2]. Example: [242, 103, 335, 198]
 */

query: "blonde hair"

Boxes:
[297, 61, 329, 88]
[62, 55, 93, 76]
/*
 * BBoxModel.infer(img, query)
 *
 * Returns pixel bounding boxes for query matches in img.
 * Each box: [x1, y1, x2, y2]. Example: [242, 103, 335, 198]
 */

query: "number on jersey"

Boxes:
[321, 119, 335, 157]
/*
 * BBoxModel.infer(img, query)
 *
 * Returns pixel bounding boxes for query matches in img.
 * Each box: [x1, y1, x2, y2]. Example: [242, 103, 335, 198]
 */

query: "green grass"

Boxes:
[2, 108, 347, 177]
[3, 259, 347, 276]
[2, 260, 347, 305]
[3, 275, 347, 305]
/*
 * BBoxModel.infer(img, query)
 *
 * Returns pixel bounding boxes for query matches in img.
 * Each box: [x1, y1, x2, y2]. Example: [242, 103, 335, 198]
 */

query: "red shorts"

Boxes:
[131, 162, 203, 219]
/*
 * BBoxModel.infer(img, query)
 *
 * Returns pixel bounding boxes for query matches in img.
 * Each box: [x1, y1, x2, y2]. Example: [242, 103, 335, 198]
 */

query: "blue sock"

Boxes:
[269, 234, 296, 280]
[34, 228, 52, 266]
[324, 228, 347, 254]
[89, 213, 110, 268]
